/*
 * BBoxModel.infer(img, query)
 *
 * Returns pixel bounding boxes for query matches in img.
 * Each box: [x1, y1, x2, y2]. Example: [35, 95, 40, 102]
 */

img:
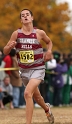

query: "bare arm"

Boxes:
[37, 29, 53, 62]
[41, 30, 52, 52]
[3, 31, 18, 55]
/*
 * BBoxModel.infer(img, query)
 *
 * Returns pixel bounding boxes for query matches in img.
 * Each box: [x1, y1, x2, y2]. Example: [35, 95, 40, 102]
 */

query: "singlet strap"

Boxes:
[17, 28, 36, 34]
[17, 28, 22, 33]
[32, 28, 36, 33]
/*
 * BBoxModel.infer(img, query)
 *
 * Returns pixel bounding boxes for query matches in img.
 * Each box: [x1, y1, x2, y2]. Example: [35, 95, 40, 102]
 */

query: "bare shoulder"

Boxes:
[36, 29, 48, 41]
[11, 30, 18, 37]
[36, 29, 46, 36]
[10, 30, 18, 40]
[36, 28, 51, 43]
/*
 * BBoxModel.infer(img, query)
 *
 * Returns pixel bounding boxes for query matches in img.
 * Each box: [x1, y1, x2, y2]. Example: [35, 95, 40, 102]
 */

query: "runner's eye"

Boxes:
[26, 14, 29, 16]
[22, 16, 24, 17]
[21, 15, 24, 17]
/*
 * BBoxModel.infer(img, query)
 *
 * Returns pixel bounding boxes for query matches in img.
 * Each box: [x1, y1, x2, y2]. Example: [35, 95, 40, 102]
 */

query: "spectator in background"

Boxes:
[0, 75, 14, 109]
[39, 51, 56, 104]
[46, 54, 57, 70]
[9, 49, 22, 108]
[45, 53, 57, 105]
[3, 51, 12, 76]
[0, 87, 4, 109]
[0, 49, 6, 82]
[62, 54, 72, 106]
[51, 51, 68, 106]
[19, 83, 26, 108]
[0, 49, 6, 109]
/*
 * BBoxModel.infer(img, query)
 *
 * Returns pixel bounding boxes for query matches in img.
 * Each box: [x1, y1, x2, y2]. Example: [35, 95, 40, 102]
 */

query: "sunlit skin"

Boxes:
[20, 10, 33, 24]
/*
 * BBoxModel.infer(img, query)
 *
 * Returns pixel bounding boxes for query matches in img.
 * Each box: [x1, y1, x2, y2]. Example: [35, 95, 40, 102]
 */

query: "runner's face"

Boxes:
[20, 10, 33, 24]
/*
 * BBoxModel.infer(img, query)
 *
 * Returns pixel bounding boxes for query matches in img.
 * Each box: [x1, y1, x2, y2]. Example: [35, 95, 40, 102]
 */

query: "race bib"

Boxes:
[19, 50, 34, 63]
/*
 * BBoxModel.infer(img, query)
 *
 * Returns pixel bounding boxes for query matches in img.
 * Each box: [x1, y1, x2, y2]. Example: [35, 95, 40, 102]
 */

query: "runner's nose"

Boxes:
[24, 14, 27, 18]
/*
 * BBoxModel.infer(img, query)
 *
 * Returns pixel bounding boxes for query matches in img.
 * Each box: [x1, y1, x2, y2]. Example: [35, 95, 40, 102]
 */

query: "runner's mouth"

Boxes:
[25, 18, 28, 20]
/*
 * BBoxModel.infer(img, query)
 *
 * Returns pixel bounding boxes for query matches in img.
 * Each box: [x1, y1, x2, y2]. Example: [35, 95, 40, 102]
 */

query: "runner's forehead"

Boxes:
[21, 10, 30, 15]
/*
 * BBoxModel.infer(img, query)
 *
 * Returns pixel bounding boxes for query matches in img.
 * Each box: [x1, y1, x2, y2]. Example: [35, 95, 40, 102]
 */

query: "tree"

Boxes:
[0, 0, 72, 53]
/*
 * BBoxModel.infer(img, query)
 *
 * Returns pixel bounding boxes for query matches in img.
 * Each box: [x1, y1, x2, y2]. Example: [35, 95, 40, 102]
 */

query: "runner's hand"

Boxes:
[43, 51, 52, 62]
[7, 41, 17, 49]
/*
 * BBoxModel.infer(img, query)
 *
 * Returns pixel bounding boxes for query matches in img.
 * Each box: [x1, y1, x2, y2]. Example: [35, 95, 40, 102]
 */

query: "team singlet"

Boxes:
[15, 28, 45, 69]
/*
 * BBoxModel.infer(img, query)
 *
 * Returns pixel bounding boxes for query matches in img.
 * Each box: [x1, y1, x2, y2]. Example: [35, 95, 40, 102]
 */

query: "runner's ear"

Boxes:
[32, 16, 34, 21]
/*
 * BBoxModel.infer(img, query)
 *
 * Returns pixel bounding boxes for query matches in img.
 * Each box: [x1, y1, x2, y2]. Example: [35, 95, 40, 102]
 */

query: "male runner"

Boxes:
[3, 9, 54, 124]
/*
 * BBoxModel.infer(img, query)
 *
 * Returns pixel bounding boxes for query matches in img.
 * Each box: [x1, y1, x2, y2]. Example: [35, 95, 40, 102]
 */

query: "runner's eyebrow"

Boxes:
[21, 13, 30, 16]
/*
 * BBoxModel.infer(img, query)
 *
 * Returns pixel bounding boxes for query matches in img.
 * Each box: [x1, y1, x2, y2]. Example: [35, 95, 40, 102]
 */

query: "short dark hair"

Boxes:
[20, 9, 33, 19]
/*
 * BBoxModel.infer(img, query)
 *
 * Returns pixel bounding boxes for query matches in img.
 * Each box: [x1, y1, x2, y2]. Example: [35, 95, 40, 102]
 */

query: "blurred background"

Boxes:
[0, 0, 72, 110]
[0, 0, 72, 53]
